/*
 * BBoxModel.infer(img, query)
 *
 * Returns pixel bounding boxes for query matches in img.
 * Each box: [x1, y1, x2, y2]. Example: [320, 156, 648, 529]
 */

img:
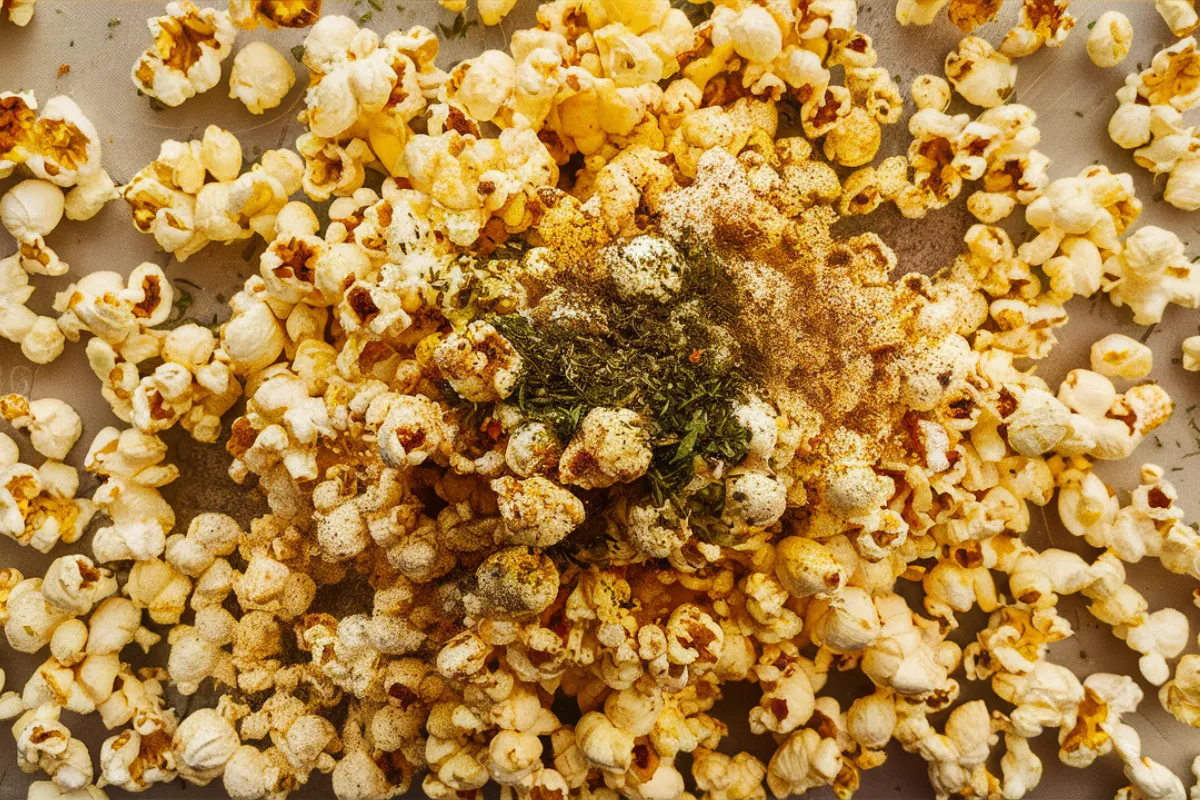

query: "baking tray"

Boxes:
[2, 1, 1200, 797]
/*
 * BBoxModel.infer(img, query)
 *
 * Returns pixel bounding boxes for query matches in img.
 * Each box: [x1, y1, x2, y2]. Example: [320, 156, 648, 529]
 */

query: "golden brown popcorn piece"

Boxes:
[948, 0, 1002, 32]
[229, 0, 320, 29]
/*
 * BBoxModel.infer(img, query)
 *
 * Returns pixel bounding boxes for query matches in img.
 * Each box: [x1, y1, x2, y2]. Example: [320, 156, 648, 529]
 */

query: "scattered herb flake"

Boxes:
[291, 44, 306, 62]
[169, 287, 194, 323]
[368, 0, 383, 9]
[360, 10, 373, 22]
[107, 17, 120, 27]
[396, 2, 406, 10]
[437, 12, 478, 39]
[1074, 111, 1084, 118]
[1087, 19, 1096, 29]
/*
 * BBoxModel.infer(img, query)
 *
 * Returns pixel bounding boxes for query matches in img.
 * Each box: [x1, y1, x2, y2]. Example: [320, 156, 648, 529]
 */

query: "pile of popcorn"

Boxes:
[4, 1, 1200, 800]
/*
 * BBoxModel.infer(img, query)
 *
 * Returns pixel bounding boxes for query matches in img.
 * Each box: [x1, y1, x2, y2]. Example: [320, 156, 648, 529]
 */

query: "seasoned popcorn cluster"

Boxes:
[5, 2, 1200, 800]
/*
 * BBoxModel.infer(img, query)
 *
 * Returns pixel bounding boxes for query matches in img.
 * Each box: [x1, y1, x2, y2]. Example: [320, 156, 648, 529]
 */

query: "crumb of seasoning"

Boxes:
[56, 64, 69, 78]
[360, 10, 373, 22]
[368, 0, 383, 8]
[1079, 651, 1088, 660]
[106, 17, 120, 39]
[290, 44, 305, 62]
[1074, 111, 1083, 118]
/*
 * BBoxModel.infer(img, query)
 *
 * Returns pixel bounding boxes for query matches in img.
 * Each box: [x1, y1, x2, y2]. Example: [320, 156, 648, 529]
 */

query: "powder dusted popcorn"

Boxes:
[131, 2, 239, 108]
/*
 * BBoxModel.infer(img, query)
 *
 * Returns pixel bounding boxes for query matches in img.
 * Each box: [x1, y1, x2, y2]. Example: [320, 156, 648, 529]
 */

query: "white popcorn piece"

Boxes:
[1, 395, 82, 461]
[1104, 226, 1200, 324]
[1183, 336, 1200, 371]
[897, 0, 949, 25]
[1090, 334, 1153, 379]
[0, 253, 66, 364]
[479, 0, 518, 26]
[173, 708, 240, 785]
[1156, 0, 1200, 37]
[132, 1, 238, 107]
[1088, 11, 1133, 68]
[911, 74, 951, 111]
[229, 42, 296, 115]
[945, 36, 1018, 109]
[1, 179, 67, 276]
[3, 0, 36, 25]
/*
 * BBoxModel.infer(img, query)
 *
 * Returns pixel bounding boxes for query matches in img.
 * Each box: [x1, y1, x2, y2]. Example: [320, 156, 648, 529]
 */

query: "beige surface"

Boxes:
[2, 1, 1200, 798]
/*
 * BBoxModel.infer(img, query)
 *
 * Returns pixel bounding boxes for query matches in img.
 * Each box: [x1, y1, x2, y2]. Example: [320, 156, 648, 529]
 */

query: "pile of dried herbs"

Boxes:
[487, 244, 755, 508]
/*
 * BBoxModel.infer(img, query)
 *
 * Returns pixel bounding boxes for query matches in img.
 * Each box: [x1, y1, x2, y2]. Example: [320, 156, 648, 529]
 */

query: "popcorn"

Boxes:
[479, 0, 518, 26]
[2, 6, 1200, 799]
[229, 0, 320, 29]
[944, 36, 1018, 108]
[999, 0, 1074, 59]
[132, 1, 239, 107]
[0, 253, 65, 364]
[1088, 11, 1133, 68]
[1183, 336, 1200, 371]
[1, 179, 67, 276]
[434, 321, 523, 402]
[559, 407, 653, 490]
[1109, 39, 1200, 210]
[173, 708, 240, 785]
[1156, 0, 1200, 37]
[1090, 334, 1153, 380]
[3, 0, 36, 25]
[123, 127, 302, 259]
[911, 74, 951, 111]
[1, 396, 82, 460]
[1161, 655, 1200, 727]
[1103, 226, 1200, 324]
[896, 0, 949, 25]
[229, 42, 297, 115]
